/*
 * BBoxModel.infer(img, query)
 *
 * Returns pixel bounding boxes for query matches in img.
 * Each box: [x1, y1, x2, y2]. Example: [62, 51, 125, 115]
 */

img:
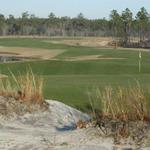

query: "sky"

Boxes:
[0, 0, 149, 19]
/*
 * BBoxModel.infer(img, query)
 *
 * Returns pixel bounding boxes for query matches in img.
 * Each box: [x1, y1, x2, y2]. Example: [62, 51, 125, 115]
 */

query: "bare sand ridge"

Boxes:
[0, 98, 112, 150]
[44, 37, 113, 48]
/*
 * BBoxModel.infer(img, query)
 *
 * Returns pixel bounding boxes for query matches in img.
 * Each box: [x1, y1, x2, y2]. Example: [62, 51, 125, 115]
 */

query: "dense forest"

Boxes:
[0, 7, 150, 47]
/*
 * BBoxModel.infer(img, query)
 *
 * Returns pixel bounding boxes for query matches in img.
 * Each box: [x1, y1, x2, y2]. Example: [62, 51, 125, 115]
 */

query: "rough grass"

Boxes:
[89, 83, 150, 121]
[0, 69, 44, 104]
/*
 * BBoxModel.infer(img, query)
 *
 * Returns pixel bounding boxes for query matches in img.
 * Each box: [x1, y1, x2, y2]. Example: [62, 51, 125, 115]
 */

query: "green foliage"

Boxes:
[0, 7, 149, 38]
[136, 7, 150, 41]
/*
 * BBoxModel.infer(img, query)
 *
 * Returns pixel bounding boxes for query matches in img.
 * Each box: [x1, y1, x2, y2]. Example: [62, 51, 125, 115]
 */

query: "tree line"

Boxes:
[110, 7, 150, 47]
[0, 7, 150, 47]
[0, 12, 111, 37]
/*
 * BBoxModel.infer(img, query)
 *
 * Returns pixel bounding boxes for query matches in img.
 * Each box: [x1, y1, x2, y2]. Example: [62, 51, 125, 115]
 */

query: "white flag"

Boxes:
[139, 51, 141, 59]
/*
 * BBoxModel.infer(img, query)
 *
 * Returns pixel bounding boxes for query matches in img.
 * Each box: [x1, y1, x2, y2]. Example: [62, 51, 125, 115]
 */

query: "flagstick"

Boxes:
[139, 58, 141, 73]
[139, 51, 141, 73]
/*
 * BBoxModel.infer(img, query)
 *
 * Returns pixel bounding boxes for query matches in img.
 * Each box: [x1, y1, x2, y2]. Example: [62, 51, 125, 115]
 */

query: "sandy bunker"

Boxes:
[60, 55, 127, 61]
[0, 46, 65, 62]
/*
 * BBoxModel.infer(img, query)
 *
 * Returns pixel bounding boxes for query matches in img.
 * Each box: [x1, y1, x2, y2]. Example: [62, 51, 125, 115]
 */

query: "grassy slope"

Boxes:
[0, 38, 150, 111]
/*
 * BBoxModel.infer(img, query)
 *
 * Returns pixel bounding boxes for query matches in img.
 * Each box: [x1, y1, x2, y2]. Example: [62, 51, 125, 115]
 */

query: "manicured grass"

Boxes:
[0, 60, 150, 111]
[43, 74, 150, 111]
[0, 38, 69, 49]
[0, 38, 150, 111]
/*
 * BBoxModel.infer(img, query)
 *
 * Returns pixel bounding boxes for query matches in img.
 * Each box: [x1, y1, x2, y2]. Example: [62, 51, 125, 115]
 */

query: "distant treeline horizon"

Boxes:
[0, 7, 150, 46]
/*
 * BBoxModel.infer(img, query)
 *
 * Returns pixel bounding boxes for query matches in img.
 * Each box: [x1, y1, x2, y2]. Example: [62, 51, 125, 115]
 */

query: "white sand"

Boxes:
[0, 100, 114, 150]
[0, 100, 147, 150]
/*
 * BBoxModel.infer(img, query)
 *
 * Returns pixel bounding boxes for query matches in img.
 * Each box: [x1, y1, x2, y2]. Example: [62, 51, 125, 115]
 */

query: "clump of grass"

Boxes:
[0, 69, 44, 104]
[89, 83, 150, 121]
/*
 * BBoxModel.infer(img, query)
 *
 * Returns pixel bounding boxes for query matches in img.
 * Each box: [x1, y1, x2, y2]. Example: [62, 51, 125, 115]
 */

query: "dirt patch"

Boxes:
[0, 96, 48, 118]
[0, 47, 65, 60]
[61, 55, 126, 61]
[45, 37, 113, 48]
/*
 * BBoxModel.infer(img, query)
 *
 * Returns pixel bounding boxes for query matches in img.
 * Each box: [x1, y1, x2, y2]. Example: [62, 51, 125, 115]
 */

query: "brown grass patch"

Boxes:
[89, 84, 150, 122]
[0, 69, 44, 105]
[0, 47, 65, 60]
[88, 84, 150, 142]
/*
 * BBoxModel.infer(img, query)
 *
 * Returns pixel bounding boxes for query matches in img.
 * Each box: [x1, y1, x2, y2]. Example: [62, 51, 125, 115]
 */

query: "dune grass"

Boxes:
[0, 69, 44, 104]
[89, 83, 150, 121]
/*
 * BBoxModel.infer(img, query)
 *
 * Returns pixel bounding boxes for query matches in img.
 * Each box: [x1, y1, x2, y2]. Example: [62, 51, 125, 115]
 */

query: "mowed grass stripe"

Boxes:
[0, 59, 150, 75]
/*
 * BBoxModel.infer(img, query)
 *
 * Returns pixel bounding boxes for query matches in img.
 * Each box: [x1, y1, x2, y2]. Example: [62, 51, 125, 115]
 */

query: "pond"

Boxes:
[0, 56, 32, 62]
